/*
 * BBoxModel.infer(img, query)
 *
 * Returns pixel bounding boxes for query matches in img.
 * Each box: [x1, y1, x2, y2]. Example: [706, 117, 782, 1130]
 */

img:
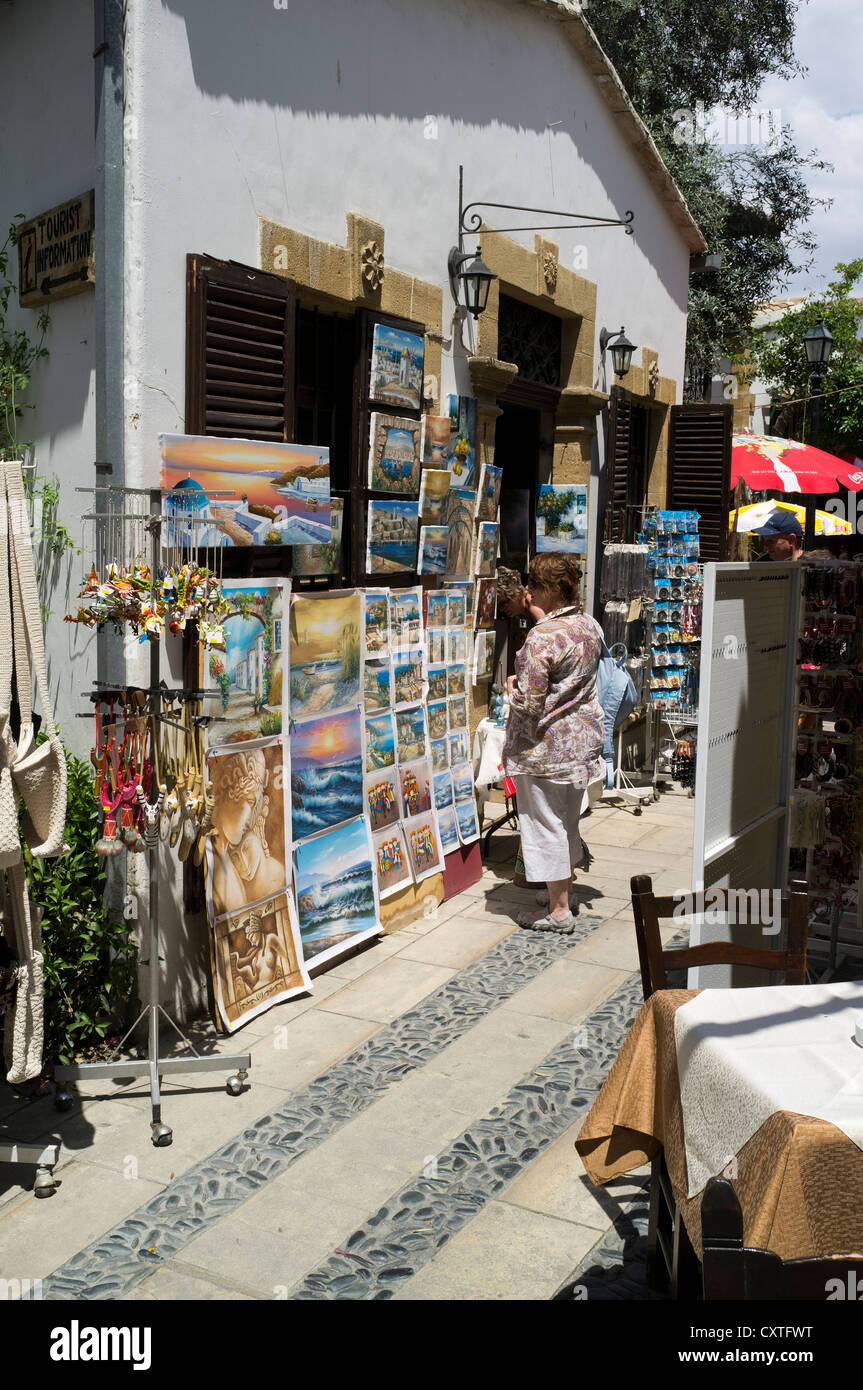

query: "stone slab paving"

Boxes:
[0, 787, 694, 1300]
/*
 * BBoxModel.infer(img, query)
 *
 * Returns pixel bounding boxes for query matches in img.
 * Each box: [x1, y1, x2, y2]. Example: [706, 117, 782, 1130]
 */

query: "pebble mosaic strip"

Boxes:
[42, 917, 599, 1301]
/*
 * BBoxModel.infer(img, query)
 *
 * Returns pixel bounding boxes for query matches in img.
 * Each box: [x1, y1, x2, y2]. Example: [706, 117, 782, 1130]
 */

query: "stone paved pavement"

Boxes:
[0, 787, 694, 1300]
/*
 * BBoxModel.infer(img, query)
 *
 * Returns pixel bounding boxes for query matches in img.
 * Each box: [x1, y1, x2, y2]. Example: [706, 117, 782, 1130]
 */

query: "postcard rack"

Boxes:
[53, 488, 251, 1147]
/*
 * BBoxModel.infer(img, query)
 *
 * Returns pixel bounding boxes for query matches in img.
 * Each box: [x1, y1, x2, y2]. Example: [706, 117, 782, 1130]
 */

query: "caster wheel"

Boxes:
[34, 1167, 56, 1198]
[226, 1074, 244, 1097]
[151, 1122, 173, 1147]
[633, 806, 642, 816]
[54, 1090, 73, 1112]
[653, 789, 660, 802]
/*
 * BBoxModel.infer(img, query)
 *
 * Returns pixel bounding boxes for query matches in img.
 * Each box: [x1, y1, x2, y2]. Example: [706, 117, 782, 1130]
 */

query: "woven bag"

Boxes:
[2, 862, 44, 1084]
[0, 491, 22, 869]
[4, 464, 68, 858]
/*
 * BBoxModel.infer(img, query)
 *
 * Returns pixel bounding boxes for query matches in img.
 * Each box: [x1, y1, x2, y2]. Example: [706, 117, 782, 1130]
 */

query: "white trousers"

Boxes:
[513, 774, 584, 883]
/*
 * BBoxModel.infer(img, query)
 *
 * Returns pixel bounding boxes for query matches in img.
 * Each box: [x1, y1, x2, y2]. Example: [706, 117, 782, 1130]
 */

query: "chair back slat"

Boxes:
[630, 875, 808, 999]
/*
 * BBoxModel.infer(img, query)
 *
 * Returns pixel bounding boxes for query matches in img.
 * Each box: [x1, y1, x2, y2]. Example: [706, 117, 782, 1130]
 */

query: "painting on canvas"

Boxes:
[388, 587, 423, 652]
[372, 824, 413, 899]
[474, 522, 499, 577]
[436, 805, 459, 855]
[445, 395, 477, 488]
[447, 664, 467, 697]
[444, 488, 475, 578]
[447, 696, 467, 732]
[289, 707, 364, 844]
[426, 629, 446, 666]
[161, 434, 331, 548]
[473, 628, 496, 684]
[365, 766, 402, 831]
[363, 590, 391, 658]
[433, 771, 453, 811]
[427, 699, 448, 741]
[293, 816, 380, 968]
[536, 484, 588, 554]
[426, 666, 448, 702]
[363, 658, 392, 713]
[365, 712, 396, 771]
[445, 592, 466, 628]
[421, 414, 451, 466]
[447, 629, 467, 665]
[418, 469, 451, 525]
[451, 763, 476, 804]
[369, 324, 425, 412]
[206, 740, 287, 922]
[455, 799, 481, 846]
[396, 704, 428, 762]
[448, 730, 470, 766]
[368, 414, 421, 495]
[211, 891, 310, 1034]
[293, 497, 344, 578]
[403, 810, 444, 883]
[289, 590, 362, 719]
[367, 499, 419, 576]
[499, 489, 530, 572]
[392, 654, 424, 707]
[425, 592, 448, 630]
[418, 526, 448, 575]
[475, 462, 503, 523]
[208, 580, 286, 746]
[474, 578, 497, 629]
[446, 581, 474, 622]
[430, 737, 449, 772]
[399, 758, 432, 817]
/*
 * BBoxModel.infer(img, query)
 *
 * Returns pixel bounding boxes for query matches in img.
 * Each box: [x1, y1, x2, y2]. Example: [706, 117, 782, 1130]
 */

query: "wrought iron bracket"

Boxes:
[456, 164, 634, 249]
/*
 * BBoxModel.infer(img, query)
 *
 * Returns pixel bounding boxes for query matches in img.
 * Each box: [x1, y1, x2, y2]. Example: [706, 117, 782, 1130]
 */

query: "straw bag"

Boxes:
[2, 862, 44, 1084]
[0, 486, 22, 870]
[4, 464, 68, 858]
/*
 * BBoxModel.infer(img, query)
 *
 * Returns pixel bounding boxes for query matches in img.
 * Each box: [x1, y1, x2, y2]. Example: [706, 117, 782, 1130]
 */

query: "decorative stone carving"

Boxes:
[649, 359, 660, 396]
[361, 240, 384, 292]
[542, 250, 558, 294]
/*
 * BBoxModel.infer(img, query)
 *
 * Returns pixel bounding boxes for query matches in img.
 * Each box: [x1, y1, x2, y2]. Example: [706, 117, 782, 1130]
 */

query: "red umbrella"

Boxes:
[731, 432, 863, 493]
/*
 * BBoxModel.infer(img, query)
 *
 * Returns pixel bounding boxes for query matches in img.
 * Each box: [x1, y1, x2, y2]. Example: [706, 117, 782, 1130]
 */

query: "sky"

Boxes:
[758, 0, 863, 295]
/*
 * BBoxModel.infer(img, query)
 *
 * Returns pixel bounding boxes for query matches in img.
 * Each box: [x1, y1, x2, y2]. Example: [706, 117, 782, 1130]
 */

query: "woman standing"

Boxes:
[503, 553, 603, 934]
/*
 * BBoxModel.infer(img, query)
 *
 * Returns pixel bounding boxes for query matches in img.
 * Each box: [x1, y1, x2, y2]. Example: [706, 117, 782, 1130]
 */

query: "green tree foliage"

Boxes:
[587, 1, 828, 373]
[751, 259, 863, 454]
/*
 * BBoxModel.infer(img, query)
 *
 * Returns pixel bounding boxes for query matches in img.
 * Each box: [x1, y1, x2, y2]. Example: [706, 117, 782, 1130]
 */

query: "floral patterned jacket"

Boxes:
[502, 607, 604, 782]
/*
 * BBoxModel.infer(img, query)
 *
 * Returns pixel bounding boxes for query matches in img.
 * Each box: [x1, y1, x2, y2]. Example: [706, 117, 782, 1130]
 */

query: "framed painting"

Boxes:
[293, 816, 381, 968]
[536, 484, 588, 554]
[367, 499, 419, 576]
[368, 413, 422, 494]
[208, 580, 287, 747]
[369, 324, 425, 412]
[289, 707, 364, 844]
[289, 589, 362, 720]
[161, 434, 331, 548]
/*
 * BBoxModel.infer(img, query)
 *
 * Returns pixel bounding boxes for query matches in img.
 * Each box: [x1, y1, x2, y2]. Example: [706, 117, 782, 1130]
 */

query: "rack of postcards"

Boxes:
[787, 556, 863, 968]
[640, 511, 703, 790]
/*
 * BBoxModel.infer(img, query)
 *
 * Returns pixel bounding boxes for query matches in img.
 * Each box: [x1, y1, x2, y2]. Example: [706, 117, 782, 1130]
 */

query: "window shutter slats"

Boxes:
[668, 404, 732, 561]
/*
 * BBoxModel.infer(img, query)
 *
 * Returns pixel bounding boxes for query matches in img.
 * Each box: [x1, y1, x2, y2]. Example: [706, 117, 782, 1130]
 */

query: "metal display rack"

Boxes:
[53, 488, 250, 1147]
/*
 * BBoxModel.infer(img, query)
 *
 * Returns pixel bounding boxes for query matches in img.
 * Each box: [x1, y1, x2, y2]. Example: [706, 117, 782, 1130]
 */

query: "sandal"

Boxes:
[517, 909, 576, 935]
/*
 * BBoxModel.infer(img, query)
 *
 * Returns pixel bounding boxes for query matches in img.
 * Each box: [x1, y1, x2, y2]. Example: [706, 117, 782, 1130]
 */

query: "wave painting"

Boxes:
[290, 707, 364, 843]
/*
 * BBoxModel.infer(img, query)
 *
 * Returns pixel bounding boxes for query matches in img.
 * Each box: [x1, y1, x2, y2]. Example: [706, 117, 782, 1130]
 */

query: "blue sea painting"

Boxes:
[290, 708, 364, 843]
[294, 816, 380, 966]
[367, 499, 419, 576]
[455, 799, 481, 845]
[437, 805, 459, 855]
[365, 712, 396, 771]
[433, 771, 454, 811]
[418, 526, 448, 575]
[451, 764, 476, 804]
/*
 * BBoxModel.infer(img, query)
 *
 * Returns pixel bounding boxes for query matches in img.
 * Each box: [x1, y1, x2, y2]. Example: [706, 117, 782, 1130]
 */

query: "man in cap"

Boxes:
[752, 510, 804, 561]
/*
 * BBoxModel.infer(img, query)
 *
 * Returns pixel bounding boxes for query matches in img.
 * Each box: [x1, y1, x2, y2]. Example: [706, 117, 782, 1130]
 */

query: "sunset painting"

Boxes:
[289, 590, 362, 719]
[289, 707, 364, 843]
[160, 434, 331, 548]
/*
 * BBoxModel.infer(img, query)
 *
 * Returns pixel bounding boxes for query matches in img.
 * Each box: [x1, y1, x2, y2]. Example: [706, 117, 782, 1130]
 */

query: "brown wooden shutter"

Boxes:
[668, 403, 732, 561]
[605, 386, 632, 542]
[185, 254, 296, 440]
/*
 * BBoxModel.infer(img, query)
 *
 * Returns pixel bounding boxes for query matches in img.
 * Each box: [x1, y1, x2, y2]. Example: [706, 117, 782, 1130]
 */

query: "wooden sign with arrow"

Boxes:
[17, 190, 95, 308]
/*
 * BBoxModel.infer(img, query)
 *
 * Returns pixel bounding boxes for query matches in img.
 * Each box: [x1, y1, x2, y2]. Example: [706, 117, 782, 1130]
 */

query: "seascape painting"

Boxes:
[426, 666, 448, 702]
[388, 587, 423, 651]
[392, 654, 424, 706]
[293, 497, 344, 578]
[421, 414, 452, 466]
[418, 469, 451, 525]
[448, 730, 470, 766]
[368, 414, 422, 494]
[211, 891, 310, 1035]
[289, 590, 362, 719]
[474, 578, 497, 629]
[447, 664, 467, 697]
[448, 696, 467, 732]
[418, 526, 448, 575]
[293, 816, 380, 968]
[289, 707, 364, 844]
[473, 628, 496, 684]
[403, 811, 444, 883]
[367, 499, 419, 575]
[433, 771, 453, 811]
[363, 658, 393, 713]
[369, 324, 425, 412]
[427, 700, 449, 741]
[373, 824, 413, 899]
[396, 704, 429, 762]
[399, 758, 432, 817]
[430, 737, 449, 772]
[365, 712, 396, 771]
[455, 799, 481, 846]
[445, 395, 478, 488]
[444, 488, 475, 578]
[436, 805, 459, 855]
[536, 484, 588, 554]
[206, 741, 287, 923]
[425, 592, 448, 630]
[363, 590, 391, 658]
[161, 434, 331, 548]
[451, 763, 476, 804]
[365, 767, 402, 831]
[208, 581, 285, 746]
[499, 489, 530, 572]
[475, 462, 503, 523]
[474, 522, 499, 577]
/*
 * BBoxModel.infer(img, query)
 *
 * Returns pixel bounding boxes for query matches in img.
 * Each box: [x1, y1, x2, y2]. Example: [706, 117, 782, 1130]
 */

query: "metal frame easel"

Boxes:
[53, 488, 250, 1147]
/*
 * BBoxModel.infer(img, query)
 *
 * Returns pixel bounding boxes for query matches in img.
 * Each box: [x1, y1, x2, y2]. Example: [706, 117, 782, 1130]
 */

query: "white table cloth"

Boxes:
[674, 981, 863, 1196]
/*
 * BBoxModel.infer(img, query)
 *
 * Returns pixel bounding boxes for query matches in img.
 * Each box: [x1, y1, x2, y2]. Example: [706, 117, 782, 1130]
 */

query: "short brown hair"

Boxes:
[495, 566, 524, 603]
[528, 552, 582, 606]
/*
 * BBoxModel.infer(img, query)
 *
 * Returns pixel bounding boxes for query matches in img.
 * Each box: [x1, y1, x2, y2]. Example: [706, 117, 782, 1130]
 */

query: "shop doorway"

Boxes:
[494, 402, 541, 676]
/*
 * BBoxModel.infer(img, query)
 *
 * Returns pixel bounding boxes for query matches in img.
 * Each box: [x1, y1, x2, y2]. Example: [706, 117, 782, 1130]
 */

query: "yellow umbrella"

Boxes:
[729, 500, 852, 536]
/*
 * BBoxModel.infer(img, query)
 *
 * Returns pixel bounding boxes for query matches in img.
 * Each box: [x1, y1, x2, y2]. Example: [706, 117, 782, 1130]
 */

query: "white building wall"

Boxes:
[0, 0, 97, 754]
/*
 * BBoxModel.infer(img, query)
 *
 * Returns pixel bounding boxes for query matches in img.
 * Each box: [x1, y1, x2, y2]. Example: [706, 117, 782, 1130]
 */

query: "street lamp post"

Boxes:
[802, 317, 835, 547]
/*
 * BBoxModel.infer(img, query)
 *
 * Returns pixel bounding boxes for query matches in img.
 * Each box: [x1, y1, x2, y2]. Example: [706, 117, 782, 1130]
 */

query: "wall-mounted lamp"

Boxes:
[447, 245, 495, 320]
[599, 325, 636, 380]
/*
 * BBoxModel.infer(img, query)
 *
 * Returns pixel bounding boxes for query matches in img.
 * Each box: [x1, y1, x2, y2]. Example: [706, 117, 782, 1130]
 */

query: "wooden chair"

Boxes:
[702, 1176, 863, 1299]
[628, 874, 809, 1297]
